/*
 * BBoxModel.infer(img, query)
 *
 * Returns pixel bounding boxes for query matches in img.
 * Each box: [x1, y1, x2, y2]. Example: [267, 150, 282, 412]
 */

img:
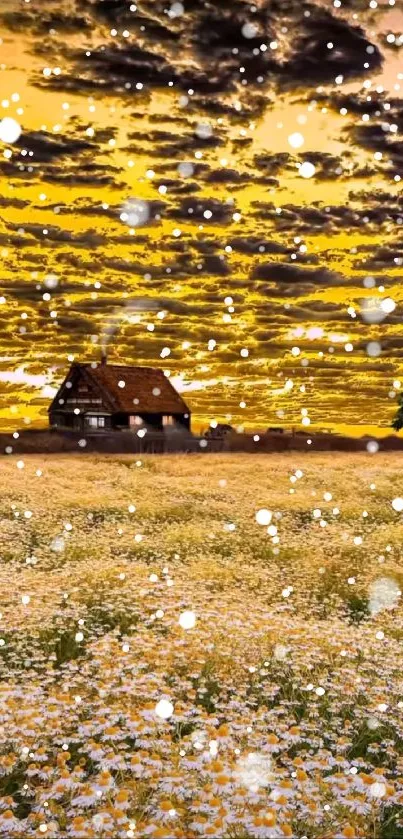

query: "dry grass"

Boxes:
[1, 453, 403, 838]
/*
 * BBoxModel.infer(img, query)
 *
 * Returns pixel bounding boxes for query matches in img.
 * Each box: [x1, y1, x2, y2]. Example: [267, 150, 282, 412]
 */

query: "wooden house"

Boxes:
[48, 358, 191, 433]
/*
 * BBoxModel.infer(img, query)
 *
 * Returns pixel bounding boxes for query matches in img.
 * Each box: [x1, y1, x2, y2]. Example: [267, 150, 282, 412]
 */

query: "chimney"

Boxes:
[101, 351, 107, 366]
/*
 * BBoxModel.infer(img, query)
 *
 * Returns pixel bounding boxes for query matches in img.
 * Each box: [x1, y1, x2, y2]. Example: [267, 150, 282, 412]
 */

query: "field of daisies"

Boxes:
[1, 453, 403, 839]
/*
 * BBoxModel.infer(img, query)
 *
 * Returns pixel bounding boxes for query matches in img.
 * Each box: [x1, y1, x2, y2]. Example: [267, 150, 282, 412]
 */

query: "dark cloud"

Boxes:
[127, 128, 225, 159]
[253, 262, 344, 287]
[250, 199, 403, 235]
[33, 41, 220, 98]
[154, 179, 200, 196]
[287, 301, 348, 321]
[298, 150, 375, 181]
[306, 92, 403, 170]
[58, 248, 232, 285]
[78, 0, 181, 40]
[255, 148, 376, 182]
[167, 197, 235, 224]
[0, 127, 123, 187]
[15, 128, 114, 162]
[350, 121, 403, 171]
[16, 0, 383, 112]
[200, 254, 230, 275]
[254, 153, 292, 176]
[308, 90, 388, 117]
[205, 168, 251, 185]
[56, 253, 102, 273]
[190, 93, 271, 120]
[0, 8, 90, 34]
[0, 161, 123, 187]
[279, 7, 382, 87]
[0, 196, 29, 209]
[37, 198, 166, 224]
[227, 237, 290, 255]
[355, 243, 403, 270]
[350, 189, 403, 207]
[3, 221, 106, 248]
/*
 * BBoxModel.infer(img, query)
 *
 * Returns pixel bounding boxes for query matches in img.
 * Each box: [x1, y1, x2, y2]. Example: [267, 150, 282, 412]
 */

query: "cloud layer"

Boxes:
[0, 0, 402, 433]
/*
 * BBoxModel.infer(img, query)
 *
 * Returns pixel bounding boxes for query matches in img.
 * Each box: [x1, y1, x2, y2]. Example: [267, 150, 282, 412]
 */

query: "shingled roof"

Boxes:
[79, 363, 190, 415]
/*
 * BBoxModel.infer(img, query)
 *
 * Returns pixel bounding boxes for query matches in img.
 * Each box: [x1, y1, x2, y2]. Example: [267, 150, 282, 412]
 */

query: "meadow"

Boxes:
[1, 453, 403, 839]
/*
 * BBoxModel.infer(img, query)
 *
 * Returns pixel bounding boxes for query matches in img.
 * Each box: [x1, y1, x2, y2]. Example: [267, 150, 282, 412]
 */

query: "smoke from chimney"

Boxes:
[99, 298, 161, 362]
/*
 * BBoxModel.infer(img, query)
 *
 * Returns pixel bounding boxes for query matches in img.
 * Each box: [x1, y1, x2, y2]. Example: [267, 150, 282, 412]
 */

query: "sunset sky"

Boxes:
[0, 0, 402, 436]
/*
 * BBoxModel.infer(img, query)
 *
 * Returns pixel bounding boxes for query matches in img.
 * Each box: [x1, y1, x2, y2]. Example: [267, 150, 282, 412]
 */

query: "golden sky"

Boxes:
[0, 0, 402, 436]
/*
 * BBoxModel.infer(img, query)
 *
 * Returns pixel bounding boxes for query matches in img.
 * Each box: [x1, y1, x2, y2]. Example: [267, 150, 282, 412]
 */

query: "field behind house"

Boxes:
[1, 453, 403, 838]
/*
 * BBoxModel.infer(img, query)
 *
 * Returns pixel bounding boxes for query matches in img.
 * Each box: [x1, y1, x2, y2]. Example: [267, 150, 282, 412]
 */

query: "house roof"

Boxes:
[75, 363, 190, 414]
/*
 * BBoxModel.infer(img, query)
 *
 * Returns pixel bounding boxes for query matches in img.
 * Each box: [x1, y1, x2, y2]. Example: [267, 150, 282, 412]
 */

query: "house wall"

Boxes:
[179, 413, 191, 432]
[111, 412, 163, 431]
[49, 411, 113, 431]
[49, 411, 76, 429]
[51, 366, 111, 419]
[84, 415, 112, 431]
[111, 413, 191, 432]
[144, 413, 191, 432]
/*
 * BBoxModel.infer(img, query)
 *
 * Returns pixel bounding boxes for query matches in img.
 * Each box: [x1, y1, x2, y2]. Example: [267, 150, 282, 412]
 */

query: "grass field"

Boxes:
[1, 453, 403, 838]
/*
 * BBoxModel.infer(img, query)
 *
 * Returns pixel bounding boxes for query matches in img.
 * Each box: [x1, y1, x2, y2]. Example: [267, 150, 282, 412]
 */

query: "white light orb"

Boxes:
[392, 497, 403, 512]
[120, 198, 149, 227]
[155, 698, 174, 719]
[369, 576, 400, 616]
[381, 297, 395, 314]
[288, 132, 304, 149]
[0, 117, 22, 144]
[234, 752, 272, 792]
[195, 122, 213, 140]
[360, 298, 385, 324]
[242, 22, 258, 39]
[177, 162, 194, 178]
[50, 536, 65, 552]
[255, 508, 272, 526]
[367, 341, 381, 357]
[370, 782, 386, 798]
[168, 1, 184, 17]
[299, 161, 316, 179]
[179, 610, 196, 630]
[44, 273, 59, 289]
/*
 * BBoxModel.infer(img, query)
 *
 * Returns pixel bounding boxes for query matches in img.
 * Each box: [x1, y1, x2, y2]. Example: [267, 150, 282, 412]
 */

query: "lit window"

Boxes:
[87, 416, 105, 428]
[163, 415, 175, 426]
[130, 415, 144, 427]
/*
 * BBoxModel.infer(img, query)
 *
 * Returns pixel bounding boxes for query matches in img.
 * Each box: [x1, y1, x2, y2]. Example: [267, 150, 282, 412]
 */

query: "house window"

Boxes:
[163, 415, 175, 427]
[87, 416, 105, 428]
[130, 415, 144, 427]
